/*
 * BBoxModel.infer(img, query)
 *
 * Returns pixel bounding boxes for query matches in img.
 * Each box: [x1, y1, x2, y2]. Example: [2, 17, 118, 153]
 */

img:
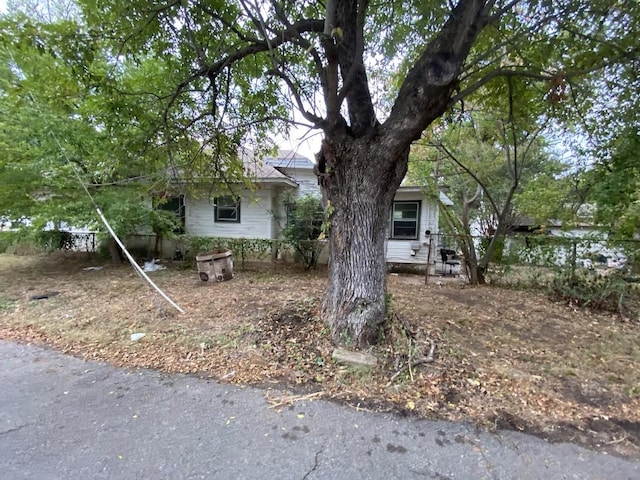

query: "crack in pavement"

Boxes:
[302, 443, 325, 480]
[464, 434, 499, 480]
[408, 468, 450, 478]
[476, 445, 500, 480]
[0, 423, 29, 436]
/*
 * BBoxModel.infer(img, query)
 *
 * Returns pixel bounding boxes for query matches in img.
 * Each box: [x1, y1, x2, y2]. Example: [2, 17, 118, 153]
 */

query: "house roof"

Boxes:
[231, 147, 299, 187]
[243, 159, 298, 187]
[263, 150, 315, 169]
[395, 186, 454, 206]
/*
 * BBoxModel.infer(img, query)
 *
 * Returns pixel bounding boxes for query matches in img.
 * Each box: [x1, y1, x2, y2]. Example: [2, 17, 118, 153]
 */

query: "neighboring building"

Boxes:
[163, 150, 449, 268]
[507, 217, 627, 268]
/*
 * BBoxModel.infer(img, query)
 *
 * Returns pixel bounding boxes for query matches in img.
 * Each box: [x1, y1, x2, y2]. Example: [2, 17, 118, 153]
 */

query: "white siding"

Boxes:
[183, 178, 443, 267]
[385, 191, 439, 265]
[279, 168, 320, 198]
[185, 187, 276, 239]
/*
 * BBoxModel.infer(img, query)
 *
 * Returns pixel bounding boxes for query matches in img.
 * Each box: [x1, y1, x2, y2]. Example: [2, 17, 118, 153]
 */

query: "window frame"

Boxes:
[156, 195, 185, 234]
[389, 200, 420, 240]
[214, 196, 241, 223]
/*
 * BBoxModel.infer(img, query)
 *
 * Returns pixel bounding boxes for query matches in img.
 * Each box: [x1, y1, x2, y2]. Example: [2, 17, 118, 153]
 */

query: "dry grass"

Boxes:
[1, 251, 639, 458]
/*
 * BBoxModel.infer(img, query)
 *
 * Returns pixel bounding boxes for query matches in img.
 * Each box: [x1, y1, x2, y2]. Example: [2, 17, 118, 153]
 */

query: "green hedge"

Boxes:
[182, 236, 276, 267]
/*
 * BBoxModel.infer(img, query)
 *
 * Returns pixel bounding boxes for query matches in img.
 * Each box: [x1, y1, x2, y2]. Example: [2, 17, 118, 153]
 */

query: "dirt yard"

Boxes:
[1, 252, 639, 458]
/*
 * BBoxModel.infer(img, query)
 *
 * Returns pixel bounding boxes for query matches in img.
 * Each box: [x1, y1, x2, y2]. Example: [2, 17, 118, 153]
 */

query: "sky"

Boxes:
[274, 123, 321, 161]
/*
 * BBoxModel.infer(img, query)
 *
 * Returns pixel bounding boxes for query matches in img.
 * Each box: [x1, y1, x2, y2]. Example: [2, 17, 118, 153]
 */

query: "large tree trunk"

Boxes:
[318, 135, 407, 347]
[315, 0, 489, 346]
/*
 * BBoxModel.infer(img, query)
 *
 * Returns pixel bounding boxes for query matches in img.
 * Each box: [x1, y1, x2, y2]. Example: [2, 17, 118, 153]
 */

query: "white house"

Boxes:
[175, 150, 448, 267]
[506, 217, 627, 269]
[184, 156, 298, 241]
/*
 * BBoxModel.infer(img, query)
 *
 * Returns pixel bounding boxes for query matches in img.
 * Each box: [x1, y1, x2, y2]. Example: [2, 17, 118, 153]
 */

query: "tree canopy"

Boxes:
[0, 5, 186, 240]
[407, 79, 562, 284]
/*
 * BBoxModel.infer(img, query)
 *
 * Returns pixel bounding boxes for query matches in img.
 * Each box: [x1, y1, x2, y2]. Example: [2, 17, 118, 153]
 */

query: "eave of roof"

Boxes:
[248, 163, 298, 187]
[395, 186, 454, 206]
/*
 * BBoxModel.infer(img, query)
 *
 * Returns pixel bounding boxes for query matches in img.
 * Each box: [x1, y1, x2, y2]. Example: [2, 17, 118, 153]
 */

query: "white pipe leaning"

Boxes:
[96, 207, 186, 314]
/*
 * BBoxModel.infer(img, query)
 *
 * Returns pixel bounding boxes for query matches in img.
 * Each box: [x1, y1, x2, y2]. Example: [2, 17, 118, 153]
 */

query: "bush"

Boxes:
[281, 195, 326, 270]
[0, 231, 19, 253]
[0, 231, 42, 255]
[548, 271, 639, 319]
[181, 236, 274, 267]
[34, 230, 74, 251]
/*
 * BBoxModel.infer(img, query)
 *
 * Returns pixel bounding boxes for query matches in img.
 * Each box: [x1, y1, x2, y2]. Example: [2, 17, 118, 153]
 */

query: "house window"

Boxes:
[158, 195, 185, 234]
[214, 196, 241, 223]
[390, 201, 420, 239]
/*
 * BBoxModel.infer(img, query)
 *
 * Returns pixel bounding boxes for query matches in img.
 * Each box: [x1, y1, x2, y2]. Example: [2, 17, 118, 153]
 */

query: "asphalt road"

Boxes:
[1, 340, 638, 480]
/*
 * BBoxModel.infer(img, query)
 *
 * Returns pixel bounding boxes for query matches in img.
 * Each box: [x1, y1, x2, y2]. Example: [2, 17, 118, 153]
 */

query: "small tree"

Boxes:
[409, 81, 556, 284]
[281, 195, 326, 270]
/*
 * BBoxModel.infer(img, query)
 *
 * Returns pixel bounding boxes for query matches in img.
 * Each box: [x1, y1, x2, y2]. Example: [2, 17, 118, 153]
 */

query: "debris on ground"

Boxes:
[1, 252, 639, 459]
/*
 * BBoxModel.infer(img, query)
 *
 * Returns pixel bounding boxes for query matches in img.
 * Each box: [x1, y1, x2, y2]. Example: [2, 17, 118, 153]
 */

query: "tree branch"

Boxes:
[383, 0, 491, 150]
[336, 0, 367, 107]
[269, 0, 329, 101]
[266, 68, 325, 126]
[321, 0, 340, 126]
[162, 18, 324, 129]
[437, 142, 500, 216]
[334, 0, 376, 135]
[450, 68, 554, 106]
[199, 19, 325, 78]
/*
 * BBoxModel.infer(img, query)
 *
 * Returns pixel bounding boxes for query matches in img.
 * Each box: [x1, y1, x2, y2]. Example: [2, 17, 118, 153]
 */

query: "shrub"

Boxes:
[281, 195, 326, 270]
[181, 236, 274, 268]
[548, 270, 639, 319]
[0, 231, 19, 253]
[34, 230, 74, 251]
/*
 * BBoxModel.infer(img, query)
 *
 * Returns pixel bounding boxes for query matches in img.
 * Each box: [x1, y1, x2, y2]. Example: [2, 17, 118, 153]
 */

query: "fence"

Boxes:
[57, 231, 638, 275]
[432, 232, 639, 273]
[36, 230, 98, 253]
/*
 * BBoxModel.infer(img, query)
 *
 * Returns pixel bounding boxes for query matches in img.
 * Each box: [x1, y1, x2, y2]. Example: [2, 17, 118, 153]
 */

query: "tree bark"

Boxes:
[316, 0, 490, 346]
[106, 237, 123, 264]
[318, 134, 407, 347]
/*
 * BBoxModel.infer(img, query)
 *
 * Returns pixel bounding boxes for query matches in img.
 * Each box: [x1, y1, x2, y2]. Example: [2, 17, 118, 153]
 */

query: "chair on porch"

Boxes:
[439, 248, 461, 276]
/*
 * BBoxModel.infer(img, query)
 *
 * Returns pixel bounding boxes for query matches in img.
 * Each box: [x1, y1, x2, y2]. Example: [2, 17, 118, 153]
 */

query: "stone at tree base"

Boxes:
[332, 349, 378, 368]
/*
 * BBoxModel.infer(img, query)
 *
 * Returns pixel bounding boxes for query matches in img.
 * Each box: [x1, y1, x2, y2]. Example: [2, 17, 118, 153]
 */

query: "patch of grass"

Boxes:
[247, 270, 286, 283]
[628, 386, 640, 397]
[210, 334, 239, 349]
[0, 297, 17, 311]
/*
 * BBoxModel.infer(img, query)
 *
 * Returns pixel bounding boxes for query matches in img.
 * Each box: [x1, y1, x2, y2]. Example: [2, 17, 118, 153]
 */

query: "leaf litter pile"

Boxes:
[1, 252, 639, 458]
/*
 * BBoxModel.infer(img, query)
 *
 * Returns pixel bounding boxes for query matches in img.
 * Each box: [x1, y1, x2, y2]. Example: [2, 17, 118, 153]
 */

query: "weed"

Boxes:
[212, 334, 238, 349]
[340, 328, 353, 347]
[548, 271, 640, 318]
[385, 293, 394, 317]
